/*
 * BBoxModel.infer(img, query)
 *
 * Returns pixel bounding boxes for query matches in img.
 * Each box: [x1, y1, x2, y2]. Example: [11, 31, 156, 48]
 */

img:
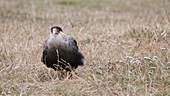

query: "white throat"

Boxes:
[50, 32, 65, 40]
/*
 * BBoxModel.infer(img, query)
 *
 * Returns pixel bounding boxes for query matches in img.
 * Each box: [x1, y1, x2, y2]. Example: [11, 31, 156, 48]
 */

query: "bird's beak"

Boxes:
[52, 29, 59, 35]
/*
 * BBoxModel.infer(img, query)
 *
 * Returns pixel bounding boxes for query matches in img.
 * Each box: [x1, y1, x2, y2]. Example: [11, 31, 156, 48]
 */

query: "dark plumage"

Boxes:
[41, 26, 84, 73]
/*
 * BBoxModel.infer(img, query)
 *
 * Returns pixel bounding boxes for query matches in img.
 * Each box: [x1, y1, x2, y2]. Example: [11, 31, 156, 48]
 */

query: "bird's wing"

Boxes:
[41, 40, 48, 64]
[68, 35, 79, 51]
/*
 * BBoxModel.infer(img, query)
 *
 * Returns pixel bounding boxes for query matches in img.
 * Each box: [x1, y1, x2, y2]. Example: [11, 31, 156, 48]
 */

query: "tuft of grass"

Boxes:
[57, 0, 81, 5]
[122, 26, 170, 43]
[0, 0, 169, 95]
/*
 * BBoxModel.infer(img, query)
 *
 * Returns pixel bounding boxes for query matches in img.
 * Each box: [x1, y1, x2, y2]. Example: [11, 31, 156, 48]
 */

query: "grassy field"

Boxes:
[0, 0, 170, 96]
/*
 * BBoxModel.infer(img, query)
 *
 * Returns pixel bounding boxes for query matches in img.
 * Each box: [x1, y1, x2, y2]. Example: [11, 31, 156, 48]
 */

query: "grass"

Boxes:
[0, 0, 170, 96]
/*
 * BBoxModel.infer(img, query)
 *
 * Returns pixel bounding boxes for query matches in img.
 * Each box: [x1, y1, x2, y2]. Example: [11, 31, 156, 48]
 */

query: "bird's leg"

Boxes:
[48, 69, 53, 80]
[55, 71, 59, 80]
[65, 69, 70, 79]
[66, 71, 71, 79]
[53, 64, 60, 80]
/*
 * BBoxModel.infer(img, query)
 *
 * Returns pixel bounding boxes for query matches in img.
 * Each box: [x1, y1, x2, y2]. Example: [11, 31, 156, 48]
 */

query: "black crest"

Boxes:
[51, 26, 63, 32]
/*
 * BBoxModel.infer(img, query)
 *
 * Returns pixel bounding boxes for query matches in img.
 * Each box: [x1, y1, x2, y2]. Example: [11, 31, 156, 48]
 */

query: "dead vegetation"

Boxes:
[0, 0, 170, 96]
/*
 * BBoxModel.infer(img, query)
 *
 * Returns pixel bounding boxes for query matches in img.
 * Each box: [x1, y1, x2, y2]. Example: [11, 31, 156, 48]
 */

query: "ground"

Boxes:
[0, 0, 170, 96]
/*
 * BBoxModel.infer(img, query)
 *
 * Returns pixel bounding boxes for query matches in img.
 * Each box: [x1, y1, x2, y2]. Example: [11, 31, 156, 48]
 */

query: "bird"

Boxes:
[41, 26, 84, 78]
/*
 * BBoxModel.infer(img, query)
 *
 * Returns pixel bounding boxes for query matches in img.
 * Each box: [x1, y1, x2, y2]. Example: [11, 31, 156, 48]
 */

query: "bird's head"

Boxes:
[50, 26, 63, 36]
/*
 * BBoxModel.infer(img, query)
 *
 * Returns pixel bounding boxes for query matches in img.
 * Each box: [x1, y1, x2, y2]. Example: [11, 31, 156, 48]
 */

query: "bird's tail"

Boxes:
[70, 51, 84, 68]
[75, 51, 84, 65]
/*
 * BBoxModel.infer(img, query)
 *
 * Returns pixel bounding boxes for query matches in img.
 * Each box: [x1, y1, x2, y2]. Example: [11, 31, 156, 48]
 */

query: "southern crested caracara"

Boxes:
[41, 26, 84, 77]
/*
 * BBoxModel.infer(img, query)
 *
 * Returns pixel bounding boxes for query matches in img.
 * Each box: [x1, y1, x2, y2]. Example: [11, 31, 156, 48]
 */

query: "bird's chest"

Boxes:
[48, 37, 69, 50]
[47, 40, 70, 60]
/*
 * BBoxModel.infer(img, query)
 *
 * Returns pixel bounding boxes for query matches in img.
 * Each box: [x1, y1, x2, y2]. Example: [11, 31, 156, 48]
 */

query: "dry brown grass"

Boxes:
[0, 0, 170, 96]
